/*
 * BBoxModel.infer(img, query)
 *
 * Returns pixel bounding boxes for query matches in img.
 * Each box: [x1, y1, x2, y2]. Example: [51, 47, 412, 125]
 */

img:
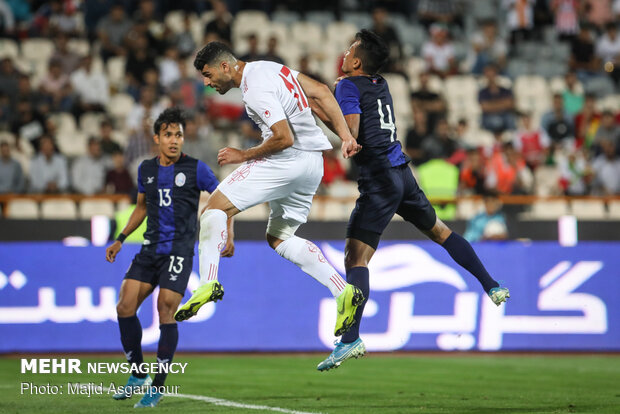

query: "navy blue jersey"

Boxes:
[335, 76, 409, 173]
[137, 154, 218, 256]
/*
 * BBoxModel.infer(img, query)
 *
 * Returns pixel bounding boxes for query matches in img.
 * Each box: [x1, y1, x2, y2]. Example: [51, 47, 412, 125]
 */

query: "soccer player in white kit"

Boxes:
[174, 42, 365, 338]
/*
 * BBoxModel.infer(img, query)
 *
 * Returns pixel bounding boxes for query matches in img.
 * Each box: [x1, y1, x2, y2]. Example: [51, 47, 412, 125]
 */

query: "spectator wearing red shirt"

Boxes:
[322, 149, 347, 186]
[512, 112, 551, 168]
[574, 93, 601, 148]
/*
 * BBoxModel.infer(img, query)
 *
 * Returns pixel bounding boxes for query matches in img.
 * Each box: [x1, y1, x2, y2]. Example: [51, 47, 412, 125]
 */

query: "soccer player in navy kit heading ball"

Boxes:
[105, 108, 227, 407]
[315, 30, 510, 371]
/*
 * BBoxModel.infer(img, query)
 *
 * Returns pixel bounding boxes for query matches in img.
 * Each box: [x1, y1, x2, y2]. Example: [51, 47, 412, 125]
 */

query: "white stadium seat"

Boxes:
[326, 22, 359, 52]
[0, 38, 19, 59]
[570, 200, 606, 220]
[41, 199, 78, 220]
[106, 93, 135, 123]
[457, 199, 483, 220]
[529, 200, 569, 219]
[106, 56, 127, 89]
[290, 21, 324, 54]
[79, 199, 116, 219]
[67, 38, 90, 56]
[20, 38, 54, 63]
[608, 201, 620, 219]
[56, 131, 88, 158]
[6, 199, 39, 219]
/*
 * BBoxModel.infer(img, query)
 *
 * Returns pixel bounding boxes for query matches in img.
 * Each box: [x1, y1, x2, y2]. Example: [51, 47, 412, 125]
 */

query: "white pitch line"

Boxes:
[100, 386, 324, 414]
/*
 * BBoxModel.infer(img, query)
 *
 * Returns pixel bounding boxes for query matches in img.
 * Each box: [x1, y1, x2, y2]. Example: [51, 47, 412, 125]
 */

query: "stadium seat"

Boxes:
[570, 199, 606, 220]
[106, 93, 135, 122]
[271, 10, 301, 25]
[235, 203, 269, 221]
[190, 15, 205, 45]
[0, 38, 19, 59]
[596, 94, 620, 112]
[326, 22, 358, 52]
[607, 201, 620, 219]
[261, 22, 289, 52]
[584, 76, 616, 98]
[514, 75, 551, 115]
[529, 200, 569, 219]
[51, 112, 77, 135]
[383, 73, 412, 129]
[106, 56, 127, 89]
[57, 130, 87, 158]
[405, 57, 427, 82]
[290, 21, 324, 54]
[41, 199, 78, 220]
[306, 11, 335, 29]
[310, 199, 353, 221]
[20, 38, 54, 64]
[6, 198, 39, 219]
[457, 199, 483, 220]
[507, 59, 532, 78]
[341, 12, 372, 30]
[79, 113, 105, 137]
[232, 10, 270, 46]
[534, 166, 561, 196]
[79, 199, 116, 219]
[164, 10, 186, 34]
[67, 38, 90, 56]
[326, 181, 358, 198]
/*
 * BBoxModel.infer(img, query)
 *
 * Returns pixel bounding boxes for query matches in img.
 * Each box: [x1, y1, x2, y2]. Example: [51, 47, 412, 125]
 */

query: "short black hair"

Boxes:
[193, 42, 236, 71]
[154, 107, 186, 135]
[354, 29, 389, 75]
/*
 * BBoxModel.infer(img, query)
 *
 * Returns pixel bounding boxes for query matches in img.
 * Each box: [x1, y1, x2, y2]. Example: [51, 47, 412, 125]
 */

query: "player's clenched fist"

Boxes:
[341, 136, 362, 159]
[218, 147, 246, 165]
[106, 241, 122, 263]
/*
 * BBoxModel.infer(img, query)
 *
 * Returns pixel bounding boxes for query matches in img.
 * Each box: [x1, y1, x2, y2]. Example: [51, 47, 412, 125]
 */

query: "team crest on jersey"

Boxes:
[264, 110, 271, 118]
[175, 172, 186, 187]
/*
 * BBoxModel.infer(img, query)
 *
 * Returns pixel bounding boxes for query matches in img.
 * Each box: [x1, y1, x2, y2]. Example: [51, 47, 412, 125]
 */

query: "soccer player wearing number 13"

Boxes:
[314, 30, 510, 371]
[105, 108, 225, 407]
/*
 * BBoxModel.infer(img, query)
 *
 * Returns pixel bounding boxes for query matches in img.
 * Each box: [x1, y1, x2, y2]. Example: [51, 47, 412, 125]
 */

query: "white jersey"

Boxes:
[240, 60, 332, 152]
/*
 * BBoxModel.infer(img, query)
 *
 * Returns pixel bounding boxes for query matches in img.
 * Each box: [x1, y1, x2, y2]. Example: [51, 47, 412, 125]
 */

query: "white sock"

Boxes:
[198, 209, 228, 285]
[275, 236, 347, 297]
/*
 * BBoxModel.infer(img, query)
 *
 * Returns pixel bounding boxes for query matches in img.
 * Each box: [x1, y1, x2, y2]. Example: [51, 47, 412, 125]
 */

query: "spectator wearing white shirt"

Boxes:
[596, 23, 620, 86]
[422, 23, 456, 78]
[70, 55, 109, 120]
[592, 139, 620, 194]
[29, 135, 69, 193]
[503, 0, 535, 46]
[125, 86, 166, 133]
[159, 47, 181, 91]
[71, 137, 108, 195]
[468, 19, 508, 74]
[0, 141, 25, 193]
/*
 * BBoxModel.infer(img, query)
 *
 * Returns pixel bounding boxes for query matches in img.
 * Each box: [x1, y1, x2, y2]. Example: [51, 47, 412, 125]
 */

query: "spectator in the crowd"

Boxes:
[182, 113, 216, 166]
[487, 142, 534, 194]
[29, 135, 68, 193]
[263, 36, 285, 65]
[479, 64, 515, 133]
[97, 118, 122, 155]
[83, 0, 112, 42]
[70, 55, 109, 119]
[125, 86, 166, 133]
[0, 0, 15, 36]
[47, 0, 81, 37]
[422, 23, 456, 78]
[574, 93, 601, 148]
[50, 33, 81, 75]
[468, 19, 508, 75]
[410, 71, 446, 132]
[421, 117, 459, 161]
[512, 112, 551, 169]
[159, 46, 181, 91]
[464, 191, 508, 242]
[125, 115, 154, 167]
[570, 26, 600, 80]
[595, 22, 620, 86]
[239, 111, 262, 150]
[204, 0, 232, 45]
[169, 59, 203, 110]
[557, 148, 591, 195]
[71, 137, 107, 195]
[239, 33, 262, 62]
[593, 110, 620, 153]
[10, 99, 46, 149]
[0, 141, 24, 193]
[370, 7, 403, 73]
[39, 59, 73, 112]
[125, 34, 158, 95]
[14, 73, 45, 112]
[583, 0, 613, 30]
[592, 139, 620, 194]
[105, 150, 134, 195]
[561, 70, 584, 115]
[96, 2, 132, 62]
[459, 148, 487, 195]
[551, 0, 580, 43]
[173, 13, 196, 58]
[322, 148, 348, 187]
[417, 0, 463, 29]
[503, 0, 535, 46]
[298, 55, 324, 83]
[132, 0, 167, 54]
[405, 110, 432, 165]
[0, 58, 19, 103]
[541, 93, 575, 150]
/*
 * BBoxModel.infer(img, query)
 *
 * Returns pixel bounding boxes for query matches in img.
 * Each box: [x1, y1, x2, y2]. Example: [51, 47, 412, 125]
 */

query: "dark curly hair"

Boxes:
[354, 29, 389, 75]
[153, 107, 186, 135]
[193, 41, 237, 71]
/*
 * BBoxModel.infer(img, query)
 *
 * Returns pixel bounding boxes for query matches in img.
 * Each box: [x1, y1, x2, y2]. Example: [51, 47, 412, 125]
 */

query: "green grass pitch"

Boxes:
[1, 354, 619, 413]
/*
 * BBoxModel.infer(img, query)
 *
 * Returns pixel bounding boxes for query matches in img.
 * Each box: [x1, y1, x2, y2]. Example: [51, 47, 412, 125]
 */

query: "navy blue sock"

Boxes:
[153, 323, 178, 387]
[341, 267, 370, 344]
[118, 315, 146, 379]
[441, 232, 499, 293]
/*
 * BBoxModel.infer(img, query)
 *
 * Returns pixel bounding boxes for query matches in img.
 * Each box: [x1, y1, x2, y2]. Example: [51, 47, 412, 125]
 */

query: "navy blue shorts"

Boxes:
[124, 251, 193, 295]
[347, 164, 437, 249]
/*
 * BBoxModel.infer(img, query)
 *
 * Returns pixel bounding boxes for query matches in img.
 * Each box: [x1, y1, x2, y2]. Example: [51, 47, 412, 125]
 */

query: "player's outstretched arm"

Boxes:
[105, 193, 147, 263]
[296, 73, 361, 158]
[218, 119, 294, 164]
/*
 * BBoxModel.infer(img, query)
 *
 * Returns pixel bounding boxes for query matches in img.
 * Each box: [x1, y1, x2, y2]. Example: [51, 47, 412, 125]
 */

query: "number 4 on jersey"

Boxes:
[377, 98, 396, 142]
[279, 66, 308, 112]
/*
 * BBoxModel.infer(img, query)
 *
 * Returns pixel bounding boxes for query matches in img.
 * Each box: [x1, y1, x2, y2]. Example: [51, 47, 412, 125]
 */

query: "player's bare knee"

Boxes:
[116, 301, 137, 317]
[344, 253, 367, 270]
[266, 233, 283, 250]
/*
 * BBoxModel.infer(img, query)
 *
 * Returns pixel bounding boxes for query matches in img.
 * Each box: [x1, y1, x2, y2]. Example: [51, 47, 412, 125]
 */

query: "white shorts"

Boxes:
[217, 147, 323, 227]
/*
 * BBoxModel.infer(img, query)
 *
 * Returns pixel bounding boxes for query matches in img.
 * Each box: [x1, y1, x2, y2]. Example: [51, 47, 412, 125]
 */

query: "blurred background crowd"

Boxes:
[0, 0, 619, 202]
